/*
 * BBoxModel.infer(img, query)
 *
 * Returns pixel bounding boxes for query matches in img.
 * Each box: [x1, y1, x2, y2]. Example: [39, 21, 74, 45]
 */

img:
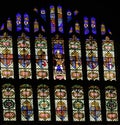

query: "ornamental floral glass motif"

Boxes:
[69, 35, 82, 80]
[102, 36, 116, 80]
[52, 34, 66, 80]
[0, 32, 14, 78]
[35, 34, 49, 79]
[20, 84, 34, 121]
[86, 36, 99, 80]
[72, 85, 85, 121]
[55, 85, 68, 121]
[105, 86, 118, 121]
[88, 86, 102, 121]
[17, 33, 32, 79]
[37, 84, 51, 121]
[2, 84, 16, 121]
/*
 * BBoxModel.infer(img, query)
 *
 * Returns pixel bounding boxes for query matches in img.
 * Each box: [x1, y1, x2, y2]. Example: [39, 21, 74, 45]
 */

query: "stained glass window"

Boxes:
[67, 10, 72, 22]
[16, 13, 22, 32]
[91, 17, 97, 34]
[101, 24, 106, 35]
[20, 84, 34, 121]
[34, 19, 39, 32]
[86, 36, 99, 80]
[55, 85, 68, 121]
[0, 32, 14, 78]
[40, 8, 46, 21]
[2, 84, 16, 121]
[88, 86, 102, 121]
[37, 84, 51, 121]
[17, 33, 32, 79]
[102, 36, 116, 81]
[24, 13, 30, 32]
[75, 21, 80, 34]
[50, 5, 56, 33]
[84, 16, 89, 35]
[105, 86, 118, 121]
[35, 34, 49, 79]
[57, 5, 64, 33]
[52, 34, 66, 80]
[69, 35, 83, 80]
[7, 18, 12, 31]
[72, 85, 85, 121]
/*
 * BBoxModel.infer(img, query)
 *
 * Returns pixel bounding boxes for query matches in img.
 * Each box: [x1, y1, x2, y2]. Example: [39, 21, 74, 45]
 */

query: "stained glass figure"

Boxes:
[35, 34, 49, 79]
[72, 85, 85, 121]
[20, 84, 34, 121]
[2, 84, 16, 121]
[37, 84, 51, 121]
[0, 32, 14, 78]
[102, 36, 116, 81]
[89, 86, 102, 121]
[52, 34, 66, 80]
[86, 36, 99, 80]
[105, 86, 118, 121]
[55, 85, 68, 121]
[69, 35, 82, 80]
[17, 33, 32, 79]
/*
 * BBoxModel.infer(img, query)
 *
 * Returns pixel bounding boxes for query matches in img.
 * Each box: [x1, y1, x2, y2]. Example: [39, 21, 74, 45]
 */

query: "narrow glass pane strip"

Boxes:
[17, 33, 32, 79]
[102, 36, 116, 81]
[35, 34, 49, 79]
[69, 35, 83, 80]
[0, 32, 14, 78]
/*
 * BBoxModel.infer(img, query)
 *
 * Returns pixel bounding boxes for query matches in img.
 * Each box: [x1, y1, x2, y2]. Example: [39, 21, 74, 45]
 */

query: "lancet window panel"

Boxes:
[55, 85, 68, 121]
[52, 34, 66, 80]
[102, 36, 116, 81]
[17, 33, 32, 79]
[0, 32, 14, 78]
[20, 84, 34, 121]
[105, 86, 118, 121]
[2, 84, 16, 121]
[88, 86, 102, 121]
[35, 34, 49, 79]
[37, 84, 51, 121]
[69, 35, 83, 80]
[72, 85, 85, 121]
[85, 36, 99, 80]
